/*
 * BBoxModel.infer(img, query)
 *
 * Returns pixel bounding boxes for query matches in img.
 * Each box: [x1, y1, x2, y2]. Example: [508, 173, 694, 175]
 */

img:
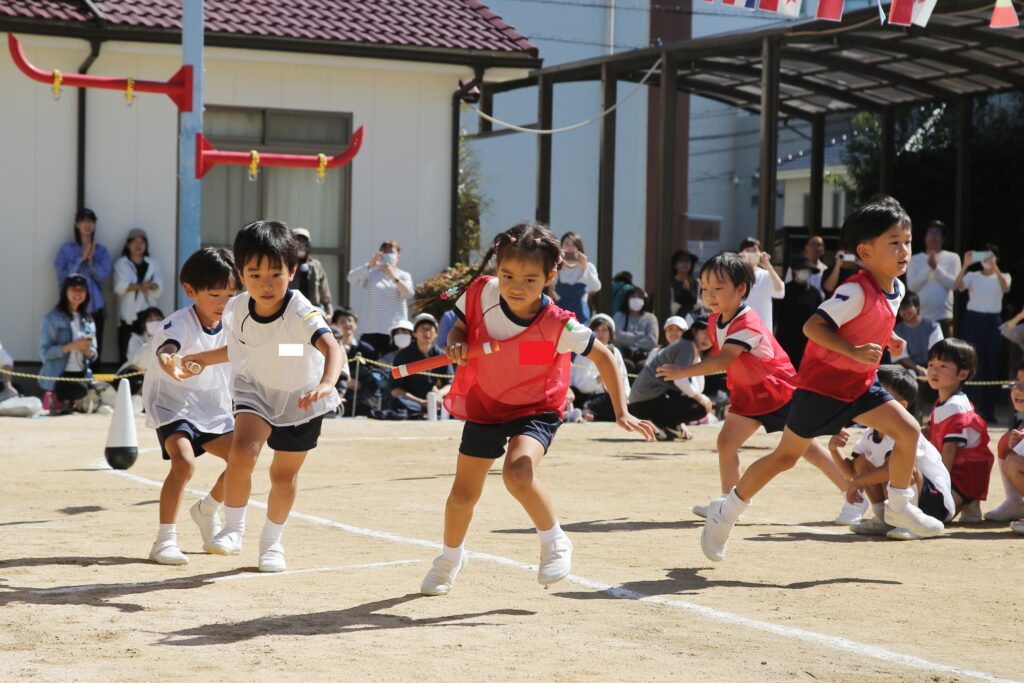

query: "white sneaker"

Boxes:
[886, 527, 922, 541]
[833, 497, 869, 526]
[700, 497, 735, 562]
[850, 517, 893, 536]
[691, 503, 709, 519]
[420, 552, 468, 596]
[884, 502, 943, 538]
[203, 529, 242, 555]
[258, 543, 286, 572]
[983, 501, 1024, 522]
[1010, 520, 1024, 535]
[189, 500, 222, 545]
[538, 535, 573, 586]
[149, 539, 188, 565]
[958, 500, 983, 524]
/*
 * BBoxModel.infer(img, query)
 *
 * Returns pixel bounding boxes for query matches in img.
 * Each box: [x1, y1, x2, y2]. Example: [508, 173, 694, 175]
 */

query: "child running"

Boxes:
[144, 248, 237, 565]
[421, 222, 657, 596]
[829, 365, 955, 540]
[185, 220, 346, 572]
[924, 338, 994, 523]
[656, 252, 850, 521]
[700, 196, 944, 562]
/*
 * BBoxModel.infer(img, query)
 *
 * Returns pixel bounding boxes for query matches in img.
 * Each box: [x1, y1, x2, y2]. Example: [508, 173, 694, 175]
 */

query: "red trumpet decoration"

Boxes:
[194, 126, 364, 180]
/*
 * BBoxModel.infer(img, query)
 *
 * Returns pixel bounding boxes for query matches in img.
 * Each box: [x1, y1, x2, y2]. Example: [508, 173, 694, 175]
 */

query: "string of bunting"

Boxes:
[701, 0, 1017, 30]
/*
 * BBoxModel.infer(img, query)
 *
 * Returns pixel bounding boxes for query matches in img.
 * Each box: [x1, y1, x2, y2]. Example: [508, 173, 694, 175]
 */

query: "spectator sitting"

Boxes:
[291, 227, 334, 317]
[784, 235, 828, 295]
[645, 315, 689, 367]
[610, 271, 635, 316]
[686, 312, 728, 412]
[0, 342, 43, 417]
[613, 287, 659, 370]
[55, 208, 111, 361]
[117, 306, 165, 395]
[627, 333, 711, 440]
[737, 237, 784, 331]
[331, 307, 380, 417]
[985, 362, 1024, 523]
[113, 228, 163, 365]
[1000, 307, 1024, 354]
[570, 313, 630, 422]
[893, 291, 943, 379]
[774, 255, 823, 369]
[0, 341, 18, 401]
[556, 231, 601, 323]
[39, 273, 98, 414]
[379, 319, 414, 367]
[384, 313, 452, 419]
[670, 250, 700, 317]
[437, 309, 458, 350]
[347, 240, 414, 355]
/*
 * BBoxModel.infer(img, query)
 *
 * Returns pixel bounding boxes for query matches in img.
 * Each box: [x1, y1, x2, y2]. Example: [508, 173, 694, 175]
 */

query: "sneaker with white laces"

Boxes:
[691, 503, 709, 519]
[958, 500, 983, 524]
[537, 535, 573, 585]
[149, 539, 189, 565]
[850, 517, 893, 536]
[983, 501, 1024, 522]
[420, 553, 468, 596]
[203, 529, 243, 555]
[189, 500, 222, 546]
[258, 543, 286, 572]
[700, 497, 735, 562]
[884, 502, 943, 538]
[1010, 520, 1024, 535]
[833, 497, 869, 526]
[886, 527, 922, 541]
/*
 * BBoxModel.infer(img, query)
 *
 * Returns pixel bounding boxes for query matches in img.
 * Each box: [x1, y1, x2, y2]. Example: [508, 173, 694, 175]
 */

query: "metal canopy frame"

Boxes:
[464, 0, 1024, 319]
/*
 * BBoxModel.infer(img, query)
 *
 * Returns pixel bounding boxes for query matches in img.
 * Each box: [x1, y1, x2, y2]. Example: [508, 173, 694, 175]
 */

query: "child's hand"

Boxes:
[654, 364, 686, 381]
[829, 429, 850, 451]
[850, 343, 883, 365]
[178, 354, 204, 377]
[758, 251, 772, 268]
[616, 412, 658, 441]
[158, 353, 188, 382]
[298, 383, 334, 411]
[845, 481, 863, 504]
[887, 335, 906, 357]
[1008, 429, 1024, 450]
[695, 393, 714, 414]
[445, 341, 468, 366]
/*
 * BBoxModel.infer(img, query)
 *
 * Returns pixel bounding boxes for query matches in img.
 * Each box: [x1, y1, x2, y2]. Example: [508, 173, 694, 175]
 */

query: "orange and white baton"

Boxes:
[390, 342, 501, 379]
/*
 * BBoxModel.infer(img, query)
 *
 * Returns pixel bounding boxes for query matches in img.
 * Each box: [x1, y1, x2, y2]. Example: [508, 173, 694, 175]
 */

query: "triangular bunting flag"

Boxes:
[721, 0, 739, 5]
[817, 0, 845, 21]
[990, 0, 1019, 28]
[781, 0, 804, 16]
[888, 0, 914, 25]
[704, 0, 714, 5]
[745, 0, 758, 8]
[758, 0, 781, 10]
[911, 0, 938, 26]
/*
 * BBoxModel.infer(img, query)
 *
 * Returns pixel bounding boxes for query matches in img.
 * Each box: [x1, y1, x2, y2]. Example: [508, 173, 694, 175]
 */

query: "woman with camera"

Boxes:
[555, 231, 602, 324]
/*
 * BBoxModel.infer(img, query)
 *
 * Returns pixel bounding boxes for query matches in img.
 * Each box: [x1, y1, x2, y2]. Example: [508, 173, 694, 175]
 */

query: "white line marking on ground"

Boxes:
[92, 460, 1015, 683]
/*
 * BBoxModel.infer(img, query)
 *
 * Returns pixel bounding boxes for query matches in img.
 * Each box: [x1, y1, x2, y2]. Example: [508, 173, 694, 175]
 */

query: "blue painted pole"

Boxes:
[177, 0, 204, 306]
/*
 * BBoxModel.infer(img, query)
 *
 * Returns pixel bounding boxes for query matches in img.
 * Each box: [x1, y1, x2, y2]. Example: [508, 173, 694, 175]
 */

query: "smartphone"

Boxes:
[563, 252, 578, 262]
[741, 251, 760, 265]
[841, 253, 857, 262]
[972, 250, 991, 262]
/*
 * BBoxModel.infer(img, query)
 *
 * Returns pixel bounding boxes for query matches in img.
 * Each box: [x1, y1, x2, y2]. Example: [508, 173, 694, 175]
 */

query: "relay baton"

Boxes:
[390, 342, 501, 379]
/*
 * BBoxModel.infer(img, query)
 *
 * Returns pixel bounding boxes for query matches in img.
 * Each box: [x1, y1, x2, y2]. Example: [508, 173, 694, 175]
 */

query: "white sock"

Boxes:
[999, 466, 1024, 507]
[886, 485, 913, 510]
[871, 502, 886, 521]
[721, 487, 750, 522]
[260, 519, 286, 550]
[537, 520, 564, 544]
[156, 523, 176, 545]
[198, 492, 221, 516]
[223, 504, 247, 534]
[441, 542, 465, 562]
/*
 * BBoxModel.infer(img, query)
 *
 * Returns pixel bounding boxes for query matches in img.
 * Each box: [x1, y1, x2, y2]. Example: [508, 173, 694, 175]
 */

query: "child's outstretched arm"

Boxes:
[655, 343, 741, 381]
[298, 333, 346, 411]
[827, 430, 855, 478]
[162, 345, 228, 382]
[177, 346, 229, 377]
[803, 314, 882, 365]
[586, 340, 657, 441]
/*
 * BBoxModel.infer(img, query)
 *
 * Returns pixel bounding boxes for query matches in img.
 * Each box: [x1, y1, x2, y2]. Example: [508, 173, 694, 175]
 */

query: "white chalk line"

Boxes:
[92, 461, 1014, 683]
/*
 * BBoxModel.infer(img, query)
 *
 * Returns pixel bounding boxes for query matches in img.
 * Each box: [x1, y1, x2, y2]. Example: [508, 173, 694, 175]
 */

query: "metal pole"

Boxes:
[177, 0, 204, 307]
[656, 51, 677, 323]
[597, 63, 617, 315]
[450, 94, 461, 265]
[953, 97, 972, 256]
[879, 108, 895, 195]
[757, 37, 780, 248]
[536, 76, 553, 224]
[810, 114, 825, 234]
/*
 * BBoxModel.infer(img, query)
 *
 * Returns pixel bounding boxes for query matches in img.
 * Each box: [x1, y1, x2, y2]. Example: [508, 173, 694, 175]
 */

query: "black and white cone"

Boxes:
[104, 378, 138, 470]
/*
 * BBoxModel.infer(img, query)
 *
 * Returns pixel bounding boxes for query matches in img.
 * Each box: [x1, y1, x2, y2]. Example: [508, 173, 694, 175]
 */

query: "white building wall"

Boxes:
[0, 36, 476, 362]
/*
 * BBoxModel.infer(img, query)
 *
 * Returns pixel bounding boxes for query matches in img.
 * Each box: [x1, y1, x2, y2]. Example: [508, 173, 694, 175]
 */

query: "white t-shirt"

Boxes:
[852, 428, 955, 521]
[454, 278, 595, 356]
[571, 344, 629, 397]
[816, 278, 903, 329]
[142, 305, 234, 433]
[226, 290, 339, 426]
[961, 271, 1010, 314]
[932, 393, 986, 448]
[745, 268, 784, 331]
[783, 261, 828, 295]
[66, 313, 85, 372]
[906, 251, 960, 321]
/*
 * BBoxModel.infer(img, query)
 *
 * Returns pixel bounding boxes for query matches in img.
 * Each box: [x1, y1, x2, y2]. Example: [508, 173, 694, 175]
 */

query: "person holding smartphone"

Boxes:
[346, 240, 414, 355]
[737, 238, 784, 331]
[38, 274, 98, 414]
[822, 247, 862, 297]
[555, 231, 601, 324]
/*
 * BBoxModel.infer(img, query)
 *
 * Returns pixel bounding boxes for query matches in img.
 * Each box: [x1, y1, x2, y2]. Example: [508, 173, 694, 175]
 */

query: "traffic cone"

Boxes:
[104, 378, 138, 470]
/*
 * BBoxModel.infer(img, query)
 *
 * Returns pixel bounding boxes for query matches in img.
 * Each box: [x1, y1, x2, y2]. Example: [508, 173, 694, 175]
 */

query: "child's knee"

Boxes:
[268, 466, 298, 491]
[230, 441, 262, 468]
[447, 484, 481, 510]
[892, 418, 921, 444]
[771, 448, 803, 471]
[167, 452, 196, 477]
[502, 460, 535, 494]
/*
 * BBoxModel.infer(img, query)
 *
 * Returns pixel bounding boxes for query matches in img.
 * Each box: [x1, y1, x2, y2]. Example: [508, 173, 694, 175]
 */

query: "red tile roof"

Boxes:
[0, 0, 538, 58]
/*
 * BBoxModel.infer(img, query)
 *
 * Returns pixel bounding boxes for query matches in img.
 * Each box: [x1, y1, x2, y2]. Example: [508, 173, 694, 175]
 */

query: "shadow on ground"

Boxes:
[493, 518, 702, 535]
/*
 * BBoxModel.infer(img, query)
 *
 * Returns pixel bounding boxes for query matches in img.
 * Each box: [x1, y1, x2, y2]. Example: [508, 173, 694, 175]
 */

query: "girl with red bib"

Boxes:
[420, 222, 656, 596]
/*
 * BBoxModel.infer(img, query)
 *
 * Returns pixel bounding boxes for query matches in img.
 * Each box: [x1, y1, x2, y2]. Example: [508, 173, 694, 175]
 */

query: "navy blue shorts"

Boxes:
[235, 406, 326, 453]
[785, 379, 894, 439]
[734, 402, 790, 434]
[155, 420, 230, 461]
[459, 412, 562, 459]
[919, 476, 952, 522]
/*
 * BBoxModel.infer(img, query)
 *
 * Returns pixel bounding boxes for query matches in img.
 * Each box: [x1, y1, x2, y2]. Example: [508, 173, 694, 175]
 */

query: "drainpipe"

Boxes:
[76, 40, 102, 209]
[449, 68, 484, 265]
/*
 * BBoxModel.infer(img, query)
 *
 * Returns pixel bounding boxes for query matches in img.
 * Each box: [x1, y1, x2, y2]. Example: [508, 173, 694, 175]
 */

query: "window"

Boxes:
[200, 107, 354, 305]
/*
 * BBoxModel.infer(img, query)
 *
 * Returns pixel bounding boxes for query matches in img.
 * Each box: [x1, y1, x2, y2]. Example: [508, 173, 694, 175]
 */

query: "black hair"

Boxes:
[900, 290, 921, 311]
[699, 251, 755, 300]
[620, 287, 650, 314]
[612, 270, 634, 284]
[925, 220, 947, 238]
[671, 250, 698, 269]
[56, 275, 92, 321]
[738, 237, 761, 252]
[233, 219, 299, 273]
[789, 255, 810, 271]
[876, 364, 918, 407]
[179, 247, 237, 292]
[840, 194, 912, 252]
[121, 234, 150, 258]
[1017, 360, 1024, 375]
[560, 231, 586, 254]
[332, 306, 357, 325]
[73, 208, 96, 245]
[588, 315, 615, 343]
[442, 222, 562, 303]
[133, 306, 165, 335]
[927, 337, 977, 380]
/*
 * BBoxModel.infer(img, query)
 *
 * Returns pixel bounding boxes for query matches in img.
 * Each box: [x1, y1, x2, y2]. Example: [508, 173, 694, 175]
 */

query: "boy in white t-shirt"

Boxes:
[828, 365, 955, 541]
[144, 248, 237, 565]
[185, 221, 346, 572]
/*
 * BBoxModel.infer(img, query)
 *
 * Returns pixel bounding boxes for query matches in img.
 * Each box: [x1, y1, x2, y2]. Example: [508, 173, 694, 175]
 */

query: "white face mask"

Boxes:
[145, 320, 163, 336]
[393, 333, 412, 349]
[628, 297, 645, 312]
[793, 270, 811, 283]
[380, 253, 397, 266]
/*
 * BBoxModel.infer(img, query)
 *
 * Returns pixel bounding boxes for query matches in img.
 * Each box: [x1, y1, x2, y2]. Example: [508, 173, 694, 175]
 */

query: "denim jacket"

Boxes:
[38, 308, 97, 391]
[55, 241, 111, 314]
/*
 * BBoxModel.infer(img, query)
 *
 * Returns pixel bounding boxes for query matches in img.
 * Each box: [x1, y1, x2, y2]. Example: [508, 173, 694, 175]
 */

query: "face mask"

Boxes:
[297, 249, 308, 259]
[628, 298, 645, 312]
[393, 333, 412, 349]
[793, 270, 810, 283]
[145, 320, 163, 336]
[380, 253, 397, 266]
[299, 262, 310, 273]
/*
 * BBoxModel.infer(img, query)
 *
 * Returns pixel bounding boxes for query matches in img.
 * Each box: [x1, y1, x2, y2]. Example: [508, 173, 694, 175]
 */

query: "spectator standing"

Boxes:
[113, 228, 163, 364]
[39, 273, 98, 412]
[738, 238, 784, 331]
[347, 240, 414, 355]
[907, 220, 961, 338]
[290, 227, 334, 317]
[555, 231, 601, 323]
[613, 287, 659, 369]
[955, 246, 1011, 423]
[774, 256, 823, 369]
[821, 248, 862, 297]
[55, 208, 111, 361]
[783, 235, 828, 295]
[670, 250, 700, 317]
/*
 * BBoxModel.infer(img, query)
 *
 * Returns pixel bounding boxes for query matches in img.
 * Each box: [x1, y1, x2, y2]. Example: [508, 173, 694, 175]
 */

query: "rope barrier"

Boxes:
[0, 368, 144, 383]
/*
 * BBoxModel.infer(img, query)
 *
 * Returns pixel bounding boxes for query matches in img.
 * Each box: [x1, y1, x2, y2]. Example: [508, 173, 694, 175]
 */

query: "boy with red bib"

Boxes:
[700, 196, 944, 562]
[421, 222, 656, 596]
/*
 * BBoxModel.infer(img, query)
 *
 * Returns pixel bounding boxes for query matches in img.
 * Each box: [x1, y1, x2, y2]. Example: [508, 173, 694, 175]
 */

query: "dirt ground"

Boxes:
[0, 414, 1020, 682]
